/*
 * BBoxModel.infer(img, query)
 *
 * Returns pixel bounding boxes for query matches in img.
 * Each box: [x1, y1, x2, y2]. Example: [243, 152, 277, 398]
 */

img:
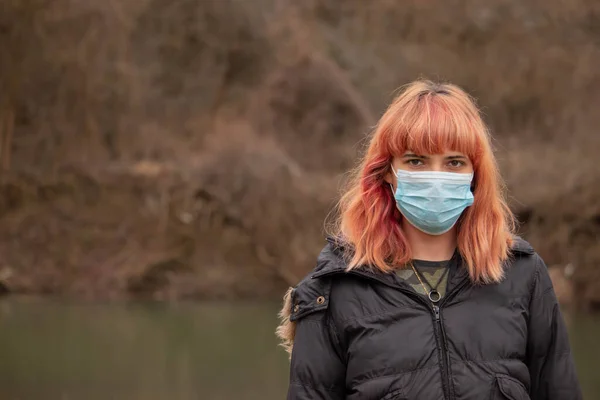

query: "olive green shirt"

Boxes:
[396, 259, 451, 299]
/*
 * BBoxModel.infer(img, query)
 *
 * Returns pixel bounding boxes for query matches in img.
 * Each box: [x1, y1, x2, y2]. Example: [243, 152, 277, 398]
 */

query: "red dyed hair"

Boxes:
[331, 80, 516, 284]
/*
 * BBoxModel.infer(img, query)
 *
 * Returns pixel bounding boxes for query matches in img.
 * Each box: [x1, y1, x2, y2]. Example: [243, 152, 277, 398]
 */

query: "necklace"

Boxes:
[410, 261, 450, 303]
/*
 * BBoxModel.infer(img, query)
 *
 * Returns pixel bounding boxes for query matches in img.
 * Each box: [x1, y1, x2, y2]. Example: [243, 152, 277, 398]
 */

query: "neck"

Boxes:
[402, 220, 457, 261]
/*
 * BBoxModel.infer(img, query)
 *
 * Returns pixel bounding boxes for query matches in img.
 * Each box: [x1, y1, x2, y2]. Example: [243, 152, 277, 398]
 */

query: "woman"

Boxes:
[276, 80, 581, 400]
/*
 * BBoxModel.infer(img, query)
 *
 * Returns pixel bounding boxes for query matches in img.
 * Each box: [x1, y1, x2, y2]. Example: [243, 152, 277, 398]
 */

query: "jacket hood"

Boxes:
[312, 235, 535, 278]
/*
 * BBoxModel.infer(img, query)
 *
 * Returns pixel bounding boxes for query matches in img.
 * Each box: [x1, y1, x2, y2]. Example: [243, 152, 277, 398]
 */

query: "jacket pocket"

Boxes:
[380, 388, 406, 400]
[492, 374, 530, 400]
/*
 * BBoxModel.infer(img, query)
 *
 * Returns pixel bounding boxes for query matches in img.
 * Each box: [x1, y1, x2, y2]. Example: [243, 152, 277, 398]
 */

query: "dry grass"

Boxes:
[0, 0, 598, 302]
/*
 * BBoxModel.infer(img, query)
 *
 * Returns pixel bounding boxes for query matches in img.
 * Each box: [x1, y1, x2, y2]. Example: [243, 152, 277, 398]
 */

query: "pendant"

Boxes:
[428, 290, 441, 303]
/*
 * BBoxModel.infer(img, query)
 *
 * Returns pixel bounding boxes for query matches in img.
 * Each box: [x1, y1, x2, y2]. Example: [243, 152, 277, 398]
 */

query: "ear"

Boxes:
[384, 173, 397, 195]
[384, 158, 397, 187]
[384, 171, 395, 186]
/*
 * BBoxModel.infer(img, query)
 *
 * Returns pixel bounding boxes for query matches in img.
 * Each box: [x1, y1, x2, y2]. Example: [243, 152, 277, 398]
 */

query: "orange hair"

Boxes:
[331, 80, 515, 284]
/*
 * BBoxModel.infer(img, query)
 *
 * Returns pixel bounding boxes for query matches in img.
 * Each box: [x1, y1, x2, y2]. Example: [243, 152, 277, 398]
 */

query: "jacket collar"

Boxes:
[312, 235, 535, 282]
[509, 236, 535, 255]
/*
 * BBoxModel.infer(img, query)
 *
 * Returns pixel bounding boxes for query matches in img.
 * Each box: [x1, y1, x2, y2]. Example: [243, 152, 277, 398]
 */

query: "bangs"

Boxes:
[385, 93, 483, 161]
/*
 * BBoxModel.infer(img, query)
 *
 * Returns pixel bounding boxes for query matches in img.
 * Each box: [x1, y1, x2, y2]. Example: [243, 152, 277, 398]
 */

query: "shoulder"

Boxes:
[509, 236, 535, 257]
[288, 241, 348, 322]
[507, 236, 543, 266]
[505, 235, 548, 290]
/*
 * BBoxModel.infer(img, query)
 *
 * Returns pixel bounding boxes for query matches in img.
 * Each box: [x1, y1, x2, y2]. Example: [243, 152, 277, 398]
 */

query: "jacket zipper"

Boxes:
[434, 277, 470, 400]
[433, 304, 451, 399]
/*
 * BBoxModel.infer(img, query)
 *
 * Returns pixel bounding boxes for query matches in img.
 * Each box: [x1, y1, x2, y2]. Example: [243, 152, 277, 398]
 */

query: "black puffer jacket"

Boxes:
[286, 237, 581, 400]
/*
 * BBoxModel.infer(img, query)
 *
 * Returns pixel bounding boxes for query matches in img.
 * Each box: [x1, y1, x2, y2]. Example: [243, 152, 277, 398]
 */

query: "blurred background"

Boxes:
[0, 0, 599, 398]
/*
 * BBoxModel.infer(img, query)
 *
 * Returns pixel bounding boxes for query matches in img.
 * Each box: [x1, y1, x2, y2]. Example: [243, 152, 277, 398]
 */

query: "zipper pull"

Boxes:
[433, 305, 440, 321]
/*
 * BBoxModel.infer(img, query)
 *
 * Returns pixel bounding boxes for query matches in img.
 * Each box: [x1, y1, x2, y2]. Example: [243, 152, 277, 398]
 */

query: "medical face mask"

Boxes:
[390, 169, 475, 235]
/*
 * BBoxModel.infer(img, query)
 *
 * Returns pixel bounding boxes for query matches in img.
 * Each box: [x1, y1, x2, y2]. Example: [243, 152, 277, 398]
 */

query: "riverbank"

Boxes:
[0, 163, 598, 309]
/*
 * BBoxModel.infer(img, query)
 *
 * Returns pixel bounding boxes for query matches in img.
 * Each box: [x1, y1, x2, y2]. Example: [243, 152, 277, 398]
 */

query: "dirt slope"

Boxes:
[0, 0, 598, 305]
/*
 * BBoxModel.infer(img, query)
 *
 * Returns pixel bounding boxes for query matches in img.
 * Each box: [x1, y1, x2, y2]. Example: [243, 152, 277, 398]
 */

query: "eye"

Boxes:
[448, 159, 465, 168]
[406, 159, 424, 166]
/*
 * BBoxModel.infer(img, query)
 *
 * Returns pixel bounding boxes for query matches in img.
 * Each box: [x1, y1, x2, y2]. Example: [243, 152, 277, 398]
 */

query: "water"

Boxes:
[0, 298, 597, 400]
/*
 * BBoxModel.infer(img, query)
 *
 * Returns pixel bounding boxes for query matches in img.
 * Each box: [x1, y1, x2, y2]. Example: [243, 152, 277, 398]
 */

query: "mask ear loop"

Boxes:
[389, 182, 402, 216]
[389, 165, 398, 195]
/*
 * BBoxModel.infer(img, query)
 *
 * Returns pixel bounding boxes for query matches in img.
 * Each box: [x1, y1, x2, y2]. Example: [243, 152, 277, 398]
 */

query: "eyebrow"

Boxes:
[402, 153, 468, 160]
[402, 153, 428, 159]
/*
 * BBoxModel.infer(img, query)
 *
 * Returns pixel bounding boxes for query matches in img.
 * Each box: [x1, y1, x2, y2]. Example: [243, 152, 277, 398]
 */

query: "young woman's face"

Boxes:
[386, 150, 474, 186]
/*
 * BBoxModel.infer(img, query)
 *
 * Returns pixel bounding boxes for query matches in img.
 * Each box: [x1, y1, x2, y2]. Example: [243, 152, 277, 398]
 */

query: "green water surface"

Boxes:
[0, 299, 596, 399]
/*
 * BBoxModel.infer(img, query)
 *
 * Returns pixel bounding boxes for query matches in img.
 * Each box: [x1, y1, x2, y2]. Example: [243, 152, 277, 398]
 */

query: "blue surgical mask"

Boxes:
[390, 169, 474, 235]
